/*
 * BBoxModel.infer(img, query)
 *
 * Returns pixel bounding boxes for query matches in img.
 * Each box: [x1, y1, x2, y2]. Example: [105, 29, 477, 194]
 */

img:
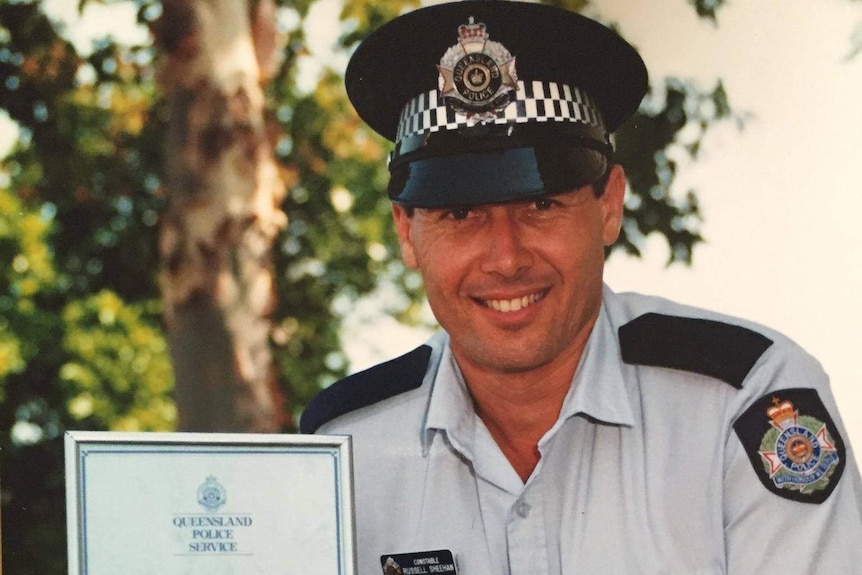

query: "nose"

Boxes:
[479, 209, 533, 278]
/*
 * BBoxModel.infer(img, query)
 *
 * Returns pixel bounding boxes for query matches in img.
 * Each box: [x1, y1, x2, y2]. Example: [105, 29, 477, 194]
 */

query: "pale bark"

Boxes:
[155, 0, 287, 432]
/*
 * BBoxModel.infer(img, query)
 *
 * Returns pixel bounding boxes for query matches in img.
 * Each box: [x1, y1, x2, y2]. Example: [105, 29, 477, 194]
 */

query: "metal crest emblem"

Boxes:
[382, 557, 403, 575]
[758, 397, 840, 495]
[437, 17, 518, 121]
[197, 475, 227, 512]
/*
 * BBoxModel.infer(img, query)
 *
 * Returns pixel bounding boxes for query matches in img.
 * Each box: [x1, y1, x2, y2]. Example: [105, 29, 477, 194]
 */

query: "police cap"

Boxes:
[345, 0, 648, 207]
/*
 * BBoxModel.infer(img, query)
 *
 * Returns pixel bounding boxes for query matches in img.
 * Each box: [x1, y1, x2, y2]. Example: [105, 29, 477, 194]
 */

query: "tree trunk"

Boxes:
[155, 0, 287, 432]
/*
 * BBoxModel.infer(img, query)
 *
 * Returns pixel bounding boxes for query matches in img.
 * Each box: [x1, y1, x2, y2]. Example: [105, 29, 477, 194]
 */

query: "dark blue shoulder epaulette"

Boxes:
[299, 345, 433, 434]
[618, 313, 773, 389]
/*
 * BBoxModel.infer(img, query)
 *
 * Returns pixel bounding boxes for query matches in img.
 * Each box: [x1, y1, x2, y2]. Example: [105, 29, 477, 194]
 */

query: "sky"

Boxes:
[2, 0, 860, 450]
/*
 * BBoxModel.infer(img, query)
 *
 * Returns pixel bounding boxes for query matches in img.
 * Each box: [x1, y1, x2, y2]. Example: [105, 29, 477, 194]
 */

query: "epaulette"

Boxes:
[618, 313, 774, 389]
[299, 345, 432, 434]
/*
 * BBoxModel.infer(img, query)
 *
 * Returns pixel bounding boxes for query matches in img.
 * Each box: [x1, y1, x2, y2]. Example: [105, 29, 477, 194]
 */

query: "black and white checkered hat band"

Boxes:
[395, 81, 605, 142]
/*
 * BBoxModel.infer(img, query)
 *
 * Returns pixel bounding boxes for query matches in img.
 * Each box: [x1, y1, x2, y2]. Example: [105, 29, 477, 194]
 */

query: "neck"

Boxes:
[458, 342, 587, 483]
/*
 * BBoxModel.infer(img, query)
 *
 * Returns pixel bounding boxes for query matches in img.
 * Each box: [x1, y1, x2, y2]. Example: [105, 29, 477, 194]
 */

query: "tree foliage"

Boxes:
[0, 0, 733, 571]
[690, 0, 727, 23]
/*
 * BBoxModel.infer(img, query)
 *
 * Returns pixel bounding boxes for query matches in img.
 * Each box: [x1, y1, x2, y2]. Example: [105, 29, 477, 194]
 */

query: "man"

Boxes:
[301, 2, 862, 573]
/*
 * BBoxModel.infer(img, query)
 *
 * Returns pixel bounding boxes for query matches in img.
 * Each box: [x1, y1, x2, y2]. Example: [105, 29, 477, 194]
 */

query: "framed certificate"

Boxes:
[65, 431, 356, 575]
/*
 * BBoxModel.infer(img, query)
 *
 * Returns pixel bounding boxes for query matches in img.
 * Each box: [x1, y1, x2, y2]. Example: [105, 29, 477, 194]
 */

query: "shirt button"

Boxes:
[515, 499, 531, 518]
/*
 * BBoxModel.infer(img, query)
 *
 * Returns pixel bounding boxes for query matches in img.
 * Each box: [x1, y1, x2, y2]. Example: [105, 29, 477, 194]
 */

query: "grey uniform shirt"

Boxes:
[304, 286, 862, 574]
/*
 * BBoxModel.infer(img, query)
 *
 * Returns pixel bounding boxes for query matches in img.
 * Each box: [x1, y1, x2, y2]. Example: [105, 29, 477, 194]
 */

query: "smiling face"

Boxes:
[393, 165, 626, 377]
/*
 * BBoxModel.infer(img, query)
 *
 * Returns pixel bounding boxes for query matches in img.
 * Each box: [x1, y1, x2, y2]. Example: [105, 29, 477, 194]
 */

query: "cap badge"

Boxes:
[437, 17, 517, 121]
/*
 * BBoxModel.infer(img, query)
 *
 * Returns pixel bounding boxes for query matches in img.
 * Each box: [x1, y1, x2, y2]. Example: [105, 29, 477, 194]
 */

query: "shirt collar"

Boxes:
[555, 297, 635, 428]
[423, 342, 477, 459]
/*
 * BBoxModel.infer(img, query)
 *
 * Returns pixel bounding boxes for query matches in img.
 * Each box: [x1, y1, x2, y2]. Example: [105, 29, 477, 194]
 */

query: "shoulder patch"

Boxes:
[618, 313, 773, 388]
[299, 345, 432, 434]
[733, 388, 845, 504]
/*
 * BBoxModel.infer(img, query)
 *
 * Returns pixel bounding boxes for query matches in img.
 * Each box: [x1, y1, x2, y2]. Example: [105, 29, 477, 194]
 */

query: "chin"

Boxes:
[465, 345, 556, 374]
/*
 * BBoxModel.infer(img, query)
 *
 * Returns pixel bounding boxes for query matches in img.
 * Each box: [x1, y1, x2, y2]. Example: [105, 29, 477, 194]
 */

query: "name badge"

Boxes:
[381, 549, 457, 574]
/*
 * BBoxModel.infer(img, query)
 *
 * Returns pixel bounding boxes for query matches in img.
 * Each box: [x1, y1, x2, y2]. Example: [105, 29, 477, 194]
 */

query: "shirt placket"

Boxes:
[506, 480, 549, 575]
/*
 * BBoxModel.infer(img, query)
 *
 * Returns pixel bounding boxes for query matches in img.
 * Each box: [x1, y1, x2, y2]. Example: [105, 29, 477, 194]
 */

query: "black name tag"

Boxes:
[380, 549, 457, 574]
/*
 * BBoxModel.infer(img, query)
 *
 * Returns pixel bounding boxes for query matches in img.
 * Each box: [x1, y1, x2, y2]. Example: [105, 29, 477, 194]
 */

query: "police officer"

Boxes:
[301, 2, 862, 573]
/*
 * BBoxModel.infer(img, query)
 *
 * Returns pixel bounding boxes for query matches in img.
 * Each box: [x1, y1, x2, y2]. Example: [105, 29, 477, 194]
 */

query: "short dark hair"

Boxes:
[591, 168, 612, 198]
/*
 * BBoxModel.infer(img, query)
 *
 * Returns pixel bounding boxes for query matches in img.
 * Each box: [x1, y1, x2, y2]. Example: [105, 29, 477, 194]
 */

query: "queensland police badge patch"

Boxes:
[733, 388, 846, 504]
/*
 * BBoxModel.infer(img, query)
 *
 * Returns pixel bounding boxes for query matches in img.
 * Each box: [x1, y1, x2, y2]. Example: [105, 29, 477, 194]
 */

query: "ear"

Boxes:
[601, 164, 626, 246]
[391, 204, 419, 269]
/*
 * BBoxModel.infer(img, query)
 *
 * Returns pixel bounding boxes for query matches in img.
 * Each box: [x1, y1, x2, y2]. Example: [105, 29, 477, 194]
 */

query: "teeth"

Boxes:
[486, 292, 543, 312]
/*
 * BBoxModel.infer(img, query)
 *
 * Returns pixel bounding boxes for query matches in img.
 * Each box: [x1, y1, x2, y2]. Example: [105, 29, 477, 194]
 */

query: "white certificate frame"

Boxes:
[65, 431, 356, 575]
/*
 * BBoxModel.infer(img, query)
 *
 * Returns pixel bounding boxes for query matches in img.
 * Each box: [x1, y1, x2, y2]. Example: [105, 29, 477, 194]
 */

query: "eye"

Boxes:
[533, 198, 559, 211]
[444, 207, 473, 221]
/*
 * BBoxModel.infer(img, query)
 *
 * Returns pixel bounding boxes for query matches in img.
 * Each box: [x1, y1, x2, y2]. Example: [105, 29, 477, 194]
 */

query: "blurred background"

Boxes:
[1, 0, 859, 572]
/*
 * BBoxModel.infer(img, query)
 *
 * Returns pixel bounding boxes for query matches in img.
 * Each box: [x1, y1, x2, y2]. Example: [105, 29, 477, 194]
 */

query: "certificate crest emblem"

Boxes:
[437, 17, 517, 120]
[197, 475, 227, 512]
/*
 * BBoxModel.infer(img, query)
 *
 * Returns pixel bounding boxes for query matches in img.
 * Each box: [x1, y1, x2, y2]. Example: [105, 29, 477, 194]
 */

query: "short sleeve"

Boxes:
[723, 345, 862, 573]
